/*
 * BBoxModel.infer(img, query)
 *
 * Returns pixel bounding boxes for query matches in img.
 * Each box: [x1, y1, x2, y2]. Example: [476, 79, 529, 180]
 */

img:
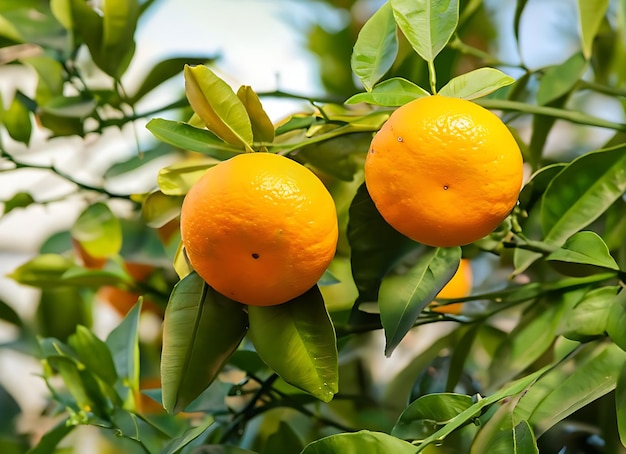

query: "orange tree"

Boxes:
[1, 0, 626, 452]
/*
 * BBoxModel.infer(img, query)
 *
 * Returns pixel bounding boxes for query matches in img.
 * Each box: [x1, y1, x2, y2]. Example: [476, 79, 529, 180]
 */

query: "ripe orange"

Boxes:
[180, 152, 338, 306]
[365, 95, 523, 247]
[430, 259, 472, 314]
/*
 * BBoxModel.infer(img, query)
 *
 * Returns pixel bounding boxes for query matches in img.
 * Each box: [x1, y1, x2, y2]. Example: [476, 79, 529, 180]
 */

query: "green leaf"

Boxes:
[184, 65, 253, 150]
[546, 231, 619, 276]
[37, 287, 90, 341]
[106, 301, 141, 391]
[8, 254, 74, 288]
[161, 273, 248, 414]
[351, 2, 399, 91]
[0, 299, 21, 327]
[346, 77, 429, 106]
[194, 446, 258, 454]
[141, 190, 183, 228]
[26, 420, 74, 454]
[414, 368, 549, 452]
[2, 191, 34, 215]
[71, 202, 122, 259]
[392, 393, 474, 441]
[536, 52, 587, 105]
[438, 67, 515, 100]
[68, 326, 118, 384]
[522, 342, 626, 436]
[577, 0, 610, 59]
[348, 183, 420, 303]
[379, 246, 461, 356]
[99, 0, 139, 78]
[390, 0, 459, 62]
[606, 289, 626, 352]
[296, 132, 370, 181]
[616, 363, 626, 448]
[39, 96, 96, 119]
[487, 294, 574, 388]
[261, 421, 304, 454]
[3, 94, 32, 144]
[541, 145, 626, 246]
[157, 161, 214, 196]
[22, 55, 64, 104]
[146, 118, 241, 159]
[161, 415, 215, 454]
[68, 0, 103, 66]
[248, 286, 338, 402]
[561, 286, 617, 342]
[236, 85, 275, 144]
[131, 56, 215, 103]
[301, 430, 417, 454]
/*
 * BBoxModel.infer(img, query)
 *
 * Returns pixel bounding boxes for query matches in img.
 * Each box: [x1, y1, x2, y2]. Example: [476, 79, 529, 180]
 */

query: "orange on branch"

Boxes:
[180, 152, 338, 307]
[365, 95, 523, 247]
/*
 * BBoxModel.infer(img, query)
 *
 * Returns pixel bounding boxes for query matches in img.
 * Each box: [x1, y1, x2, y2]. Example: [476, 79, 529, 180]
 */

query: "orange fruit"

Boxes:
[431, 259, 472, 314]
[98, 262, 162, 316]
[180, 152, 338, 306]
[364, 95, 523, 247]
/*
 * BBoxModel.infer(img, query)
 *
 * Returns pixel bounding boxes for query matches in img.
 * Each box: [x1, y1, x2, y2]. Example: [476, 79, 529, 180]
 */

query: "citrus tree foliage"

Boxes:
[1, 0, 626, 453]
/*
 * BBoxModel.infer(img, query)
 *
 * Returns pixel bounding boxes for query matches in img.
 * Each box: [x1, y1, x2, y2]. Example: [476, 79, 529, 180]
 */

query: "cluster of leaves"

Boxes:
[1, 0, 626, 453]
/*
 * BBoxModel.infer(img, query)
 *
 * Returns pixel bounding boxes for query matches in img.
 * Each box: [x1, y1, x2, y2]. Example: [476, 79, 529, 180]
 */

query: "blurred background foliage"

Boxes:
[0, 0, 625, 453]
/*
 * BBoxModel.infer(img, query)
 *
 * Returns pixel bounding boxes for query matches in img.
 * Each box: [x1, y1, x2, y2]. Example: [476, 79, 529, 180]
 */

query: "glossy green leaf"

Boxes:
[487, 295, 574, 388]
[301, 430, 417, 454]
[68, 326, 117, 384]
[68, 0, 103, 66]
[22, 55, 64, 104]
[414, 368, 549, 452]
[390, 0, 459, 62]
[261, 421, 304, 454]
[184, 65, 253, 149]
[157, 160, 214, 196]
[392, 393, 474, 441]
[4, 94, 32, 144]
[346, 77, 429, 106]
[518, 163, 567, 212]
[141, 190, 183, 229]
[546, 231, 619, 276]
[296, 132, 369, 181]
[438, 67, 515, 100]
[541, 145, 626, 246]
[0, 299, 21, 327]
[470, 395, 538, 454]
[40, 96, 96, 119]
[351, 2, 398, 91]
[106, 301, 141, 393]
[161, 415, 216, 454]
[536, 52, 587, 105]
[616, 362, 626, 448]
[45, 355, 97, 411]
[99, 0, 139, 78]
[37, 287, 90, 341]
[348, 183, 420, 303]
[59, 267, 128, 287]
[515, 342, 626, 436]
[8, 254, 74, 288]
[146, 118, 241, 159]
[248, 286, 338, 402]
[71, 202, 122, 259]
[131, 56, 215, 103]
[379, 246, 461, 356]
[161, 272, 248, 414]
[561, 286, 617, 342]
[236, 85, 275, 144]
[606, 288, 626, 352]
[27, 421, 74, 454]
[577, 0, 610, 59]
[2, 191, 34, 215]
